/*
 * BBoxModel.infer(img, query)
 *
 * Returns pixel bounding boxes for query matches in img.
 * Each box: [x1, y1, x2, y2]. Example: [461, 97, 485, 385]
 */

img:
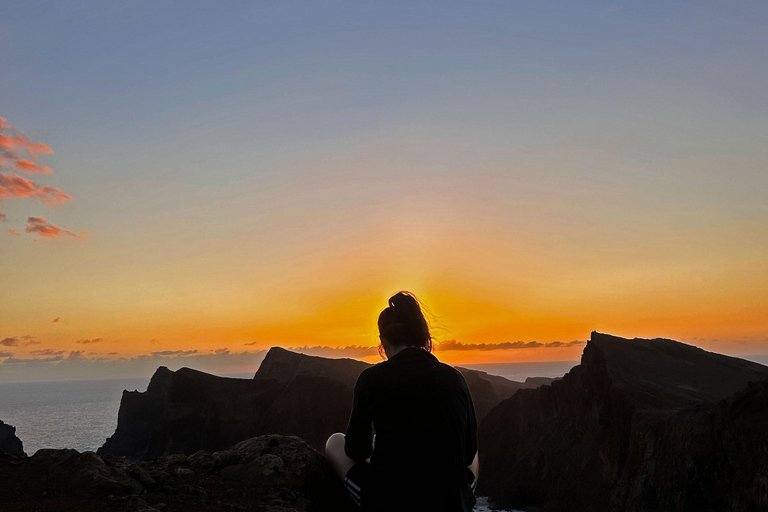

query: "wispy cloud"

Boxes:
[52, 317, 61, 323]
[0, 348, 269, 382]
[0, 173, 73, 205]
[435, 340, 586, 351]
[279, 339, 587, 358]
[151, 350, 198, 356]
[0, 337, 19, 347]
[7, 228, 20, 235]
[67, 350, 85, 360]
[286, 344, 379, 358]
[0, 211, 5, 222]
[25, 216, 88, 239]
[4, 356, 64, 364]
[76, 338, 103, 345]
[30, 349, 66, 356]
[0, 352, 13, 358]
[14, 159, 52, 175]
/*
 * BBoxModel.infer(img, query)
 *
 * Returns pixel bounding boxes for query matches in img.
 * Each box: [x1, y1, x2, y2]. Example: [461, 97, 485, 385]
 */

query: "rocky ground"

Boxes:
[0, 434, 350, 512]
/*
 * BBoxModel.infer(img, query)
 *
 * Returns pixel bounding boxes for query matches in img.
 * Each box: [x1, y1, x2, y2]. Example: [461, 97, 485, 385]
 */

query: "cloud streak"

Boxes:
[0, 337, 19, 347]
[76, 338, 103, 344]
[435, 340, 586, 351]
[0, 173, 73, 205]
[0, 349, 268, 382]
[25, 216, 87, 239]
[30, 349, 66, 356]
[278, 339, 587, 357]
[14, 159, 52, 174]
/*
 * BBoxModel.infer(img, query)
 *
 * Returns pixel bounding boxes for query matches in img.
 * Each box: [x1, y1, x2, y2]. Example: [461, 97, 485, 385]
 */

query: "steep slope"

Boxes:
[0, 420, 25, 456]
[478, 331, 768, 512]
[100, 347, 542, 460]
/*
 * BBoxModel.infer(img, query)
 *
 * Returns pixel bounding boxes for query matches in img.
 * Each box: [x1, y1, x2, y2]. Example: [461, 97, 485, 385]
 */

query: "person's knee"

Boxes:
[325, 432, 345, 457]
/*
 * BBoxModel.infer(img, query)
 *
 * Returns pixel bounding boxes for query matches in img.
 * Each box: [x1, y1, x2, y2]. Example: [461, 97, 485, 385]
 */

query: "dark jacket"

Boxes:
[345, 347, 478, 512]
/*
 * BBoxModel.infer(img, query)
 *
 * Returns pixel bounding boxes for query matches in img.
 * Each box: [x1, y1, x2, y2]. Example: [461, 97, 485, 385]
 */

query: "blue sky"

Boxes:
[1, 1, 768, 380]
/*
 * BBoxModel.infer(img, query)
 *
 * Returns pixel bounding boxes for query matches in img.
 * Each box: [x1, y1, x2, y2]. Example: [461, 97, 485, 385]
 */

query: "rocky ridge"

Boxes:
[100, 347, 552, 460]
[478, 331, 768, 512]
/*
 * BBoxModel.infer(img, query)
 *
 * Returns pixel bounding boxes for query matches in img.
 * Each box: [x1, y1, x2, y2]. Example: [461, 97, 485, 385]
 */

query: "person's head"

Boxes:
[377, 291, 432, 358]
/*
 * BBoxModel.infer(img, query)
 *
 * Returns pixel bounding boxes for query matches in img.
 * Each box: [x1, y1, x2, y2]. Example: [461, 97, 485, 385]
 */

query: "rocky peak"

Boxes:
[0, 420, 25, 457]
[253, 346, 371, 385]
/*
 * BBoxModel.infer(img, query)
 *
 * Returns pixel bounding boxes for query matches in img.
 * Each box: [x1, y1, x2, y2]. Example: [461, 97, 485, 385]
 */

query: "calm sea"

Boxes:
[0, 361, 578, 455]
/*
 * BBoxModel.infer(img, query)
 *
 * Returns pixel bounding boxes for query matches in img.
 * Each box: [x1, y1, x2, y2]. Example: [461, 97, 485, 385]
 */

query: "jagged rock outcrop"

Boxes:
[478, 331, 768, 512]
[99, 347, 549, 460]
[0, 420, 25, 456]
[0, 434, 348, 512]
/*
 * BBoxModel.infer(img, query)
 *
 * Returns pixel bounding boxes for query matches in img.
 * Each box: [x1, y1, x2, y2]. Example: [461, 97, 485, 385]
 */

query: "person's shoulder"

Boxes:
[356, 362, 386, 384]
[433, 360, 470, 385]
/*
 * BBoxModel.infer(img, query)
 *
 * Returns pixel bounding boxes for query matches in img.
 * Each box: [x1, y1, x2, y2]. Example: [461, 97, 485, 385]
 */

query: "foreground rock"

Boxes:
[479, 331, 768, 512]
[100, 347, 552, 460]
[0, 434, 348, 512]
[0, 420, 25, 456]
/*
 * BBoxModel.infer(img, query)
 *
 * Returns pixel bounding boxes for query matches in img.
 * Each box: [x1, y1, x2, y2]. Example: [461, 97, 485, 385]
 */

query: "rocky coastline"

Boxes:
[4, 335, 768, 511]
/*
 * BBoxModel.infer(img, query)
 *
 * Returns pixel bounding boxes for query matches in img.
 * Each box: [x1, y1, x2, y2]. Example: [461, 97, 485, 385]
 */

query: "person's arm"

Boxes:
[344, 370, 374, 461]
[464, 383, 479, 482]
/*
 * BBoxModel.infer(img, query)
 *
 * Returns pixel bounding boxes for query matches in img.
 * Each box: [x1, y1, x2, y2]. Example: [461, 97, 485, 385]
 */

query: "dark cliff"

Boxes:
[99, 347, 546, 460]
[0, 420, 25, 456]
[478, 331, 768, 512]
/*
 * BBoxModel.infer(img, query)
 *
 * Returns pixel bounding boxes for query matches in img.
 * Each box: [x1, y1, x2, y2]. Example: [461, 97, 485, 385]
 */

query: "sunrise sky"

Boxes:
[1, 1, 767, 381]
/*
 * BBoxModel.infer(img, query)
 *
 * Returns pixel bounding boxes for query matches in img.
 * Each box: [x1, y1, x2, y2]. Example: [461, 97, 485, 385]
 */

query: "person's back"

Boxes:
[325, 291, 478, 512]
[346, 347, 477, 511]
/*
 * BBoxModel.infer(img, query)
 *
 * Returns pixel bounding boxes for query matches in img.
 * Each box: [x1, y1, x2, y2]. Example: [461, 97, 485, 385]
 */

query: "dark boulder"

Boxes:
[0, 434, 349, 512]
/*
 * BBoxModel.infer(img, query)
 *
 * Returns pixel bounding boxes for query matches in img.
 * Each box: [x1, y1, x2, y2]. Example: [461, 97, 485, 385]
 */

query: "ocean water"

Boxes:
[0, 377, 148, 454]
[461, 361, 578, 382]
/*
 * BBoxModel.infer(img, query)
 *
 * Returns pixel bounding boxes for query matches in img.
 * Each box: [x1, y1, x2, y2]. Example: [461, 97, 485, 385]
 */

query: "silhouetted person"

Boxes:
[326, 291, 479, 512]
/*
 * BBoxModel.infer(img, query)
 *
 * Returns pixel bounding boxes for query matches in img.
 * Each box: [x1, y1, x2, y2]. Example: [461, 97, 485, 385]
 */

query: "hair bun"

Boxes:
[378, 291, 432, 354]
[389, 291, 418, 310]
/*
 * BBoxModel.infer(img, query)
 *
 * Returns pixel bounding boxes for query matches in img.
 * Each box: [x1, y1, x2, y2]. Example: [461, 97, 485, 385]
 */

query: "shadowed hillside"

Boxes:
[478, 331, 768, 512]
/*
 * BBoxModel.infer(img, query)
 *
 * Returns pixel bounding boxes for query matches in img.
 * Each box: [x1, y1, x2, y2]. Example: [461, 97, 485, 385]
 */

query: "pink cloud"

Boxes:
[0, 173, 73, 205]
[0, 117, 54, 158]
[25, 216, 87, 239]
[7, 228, 20, 235]
[14, 159, 53, 175]
[26, 141, 54, 158]
[0, 211, 5, 222]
